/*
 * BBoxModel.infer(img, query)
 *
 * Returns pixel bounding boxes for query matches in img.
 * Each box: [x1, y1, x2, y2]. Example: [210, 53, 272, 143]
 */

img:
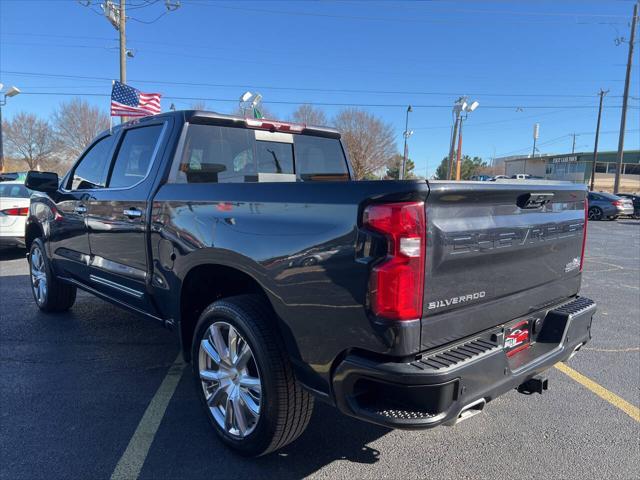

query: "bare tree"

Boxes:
[52, 98, 109, 161]
[190, 101, 208, 110]
[333, 108, 397, 180]
[291, 104, 327, 126]
[3, 112, 57, 170]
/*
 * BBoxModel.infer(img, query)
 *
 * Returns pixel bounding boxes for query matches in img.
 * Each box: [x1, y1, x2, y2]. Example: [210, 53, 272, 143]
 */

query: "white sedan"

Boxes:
[0, 182, 32, 248]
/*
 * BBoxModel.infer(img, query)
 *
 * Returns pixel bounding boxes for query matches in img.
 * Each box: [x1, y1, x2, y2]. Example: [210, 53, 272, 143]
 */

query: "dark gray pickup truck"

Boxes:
[24, 110, 596, 456]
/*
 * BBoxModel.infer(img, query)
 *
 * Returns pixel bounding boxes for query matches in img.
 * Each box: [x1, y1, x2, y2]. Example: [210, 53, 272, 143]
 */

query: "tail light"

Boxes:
[1, 207, 29, 216]
[612, 200, 623, 207]
[363, 202, 426, 320]
[245, 118, 305, 133]
[580, 196, 588, 272]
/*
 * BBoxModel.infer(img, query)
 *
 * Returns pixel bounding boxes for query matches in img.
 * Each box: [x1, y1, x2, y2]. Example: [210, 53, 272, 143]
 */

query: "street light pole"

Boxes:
[590, 89, 608, 191]
[614, 1, 638, 193]
[455, 115, 465, 181]
[401, 105, 412, 180]
[0, 85, 21, 173]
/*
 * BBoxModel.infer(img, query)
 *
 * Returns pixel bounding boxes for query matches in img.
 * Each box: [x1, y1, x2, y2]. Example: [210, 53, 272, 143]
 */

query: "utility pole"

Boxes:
[119, 0, 126, 85]
[401, 105, 413, 180]
[571, 133, 577, 154]
[590, 89, 608, 191]
[528, 123, 539, 174]
[614, 1, 638, 193]
[448, 97, 463, 180]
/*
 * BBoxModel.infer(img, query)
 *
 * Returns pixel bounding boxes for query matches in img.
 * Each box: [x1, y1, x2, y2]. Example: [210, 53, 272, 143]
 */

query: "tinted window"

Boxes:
[177, 125, 256, 183]
[256, 141, 293, 175]
[109, 125, 163, 188]
[70, 135, 115, 190]
[294, 135, 348, 181]
[0, 184, 31, 198]
[175, 124, 348, 184]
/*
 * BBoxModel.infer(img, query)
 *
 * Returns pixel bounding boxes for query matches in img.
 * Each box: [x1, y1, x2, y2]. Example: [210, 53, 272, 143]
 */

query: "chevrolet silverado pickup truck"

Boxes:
[24, 110, 596, 456]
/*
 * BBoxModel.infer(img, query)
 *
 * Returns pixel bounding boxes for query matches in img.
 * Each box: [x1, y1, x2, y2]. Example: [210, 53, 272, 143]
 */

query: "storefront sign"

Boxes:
[552, 155, 578, 164]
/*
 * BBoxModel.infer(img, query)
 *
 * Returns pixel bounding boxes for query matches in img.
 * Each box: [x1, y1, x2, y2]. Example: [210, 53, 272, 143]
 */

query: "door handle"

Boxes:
[123, 208, 143, 219]
[74, 205, 87, 214]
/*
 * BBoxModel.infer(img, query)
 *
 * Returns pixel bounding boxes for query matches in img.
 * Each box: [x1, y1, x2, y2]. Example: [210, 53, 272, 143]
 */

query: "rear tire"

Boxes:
[29, 238, 76, 312]
[588, 207, 603, 221]
[191, 294, 314, 456]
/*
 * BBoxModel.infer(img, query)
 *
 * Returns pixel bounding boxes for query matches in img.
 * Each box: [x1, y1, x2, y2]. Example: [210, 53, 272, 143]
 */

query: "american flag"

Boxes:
[110, 81, 161, 117]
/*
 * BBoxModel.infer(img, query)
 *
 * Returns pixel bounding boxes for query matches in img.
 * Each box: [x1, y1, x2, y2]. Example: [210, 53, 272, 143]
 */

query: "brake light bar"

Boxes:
[245, 118, 305, 133]
[363, 202, 426, 320]
[1, 207, 29, 216]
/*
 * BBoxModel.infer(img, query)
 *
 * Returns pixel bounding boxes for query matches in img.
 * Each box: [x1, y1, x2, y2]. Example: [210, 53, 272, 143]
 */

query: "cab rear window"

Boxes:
[173, 124, 349, 183]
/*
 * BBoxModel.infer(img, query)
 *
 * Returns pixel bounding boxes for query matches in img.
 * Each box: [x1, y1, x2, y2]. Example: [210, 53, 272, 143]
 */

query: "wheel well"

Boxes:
[25, 223, 44, 250]
[179, 264, 269, 362]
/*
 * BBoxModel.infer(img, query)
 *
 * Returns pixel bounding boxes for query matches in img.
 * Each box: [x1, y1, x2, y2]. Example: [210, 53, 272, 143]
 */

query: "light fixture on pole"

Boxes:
[454, 98, 479, 181]
[401, 105, 413, 180]
[0, 85, 21, 173]
[239, 91, 264, 118]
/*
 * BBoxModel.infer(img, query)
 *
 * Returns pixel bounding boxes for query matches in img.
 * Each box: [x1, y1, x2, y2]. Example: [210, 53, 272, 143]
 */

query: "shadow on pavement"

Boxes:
[0, 247, 26, 261]
[141, 373, 389, 480]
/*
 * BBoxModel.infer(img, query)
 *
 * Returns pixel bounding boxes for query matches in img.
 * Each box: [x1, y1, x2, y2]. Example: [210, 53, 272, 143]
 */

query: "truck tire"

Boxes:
[191, 294, 314, 456]
[28, 238, 76, 312]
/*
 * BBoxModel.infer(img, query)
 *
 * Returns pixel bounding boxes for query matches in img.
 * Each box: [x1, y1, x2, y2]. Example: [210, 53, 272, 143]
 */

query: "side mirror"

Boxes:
[25, 170, 59, 194]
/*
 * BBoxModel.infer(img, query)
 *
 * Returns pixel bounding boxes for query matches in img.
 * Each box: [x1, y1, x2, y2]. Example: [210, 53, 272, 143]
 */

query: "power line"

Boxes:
[13, 91, 637, 110]
[189, 2, 630, 25]
[494, 129, 640, 158]
[1, 69, 632, 100]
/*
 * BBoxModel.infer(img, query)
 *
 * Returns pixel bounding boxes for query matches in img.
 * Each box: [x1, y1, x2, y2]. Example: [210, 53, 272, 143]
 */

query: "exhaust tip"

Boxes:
[455, 398, 486, 424]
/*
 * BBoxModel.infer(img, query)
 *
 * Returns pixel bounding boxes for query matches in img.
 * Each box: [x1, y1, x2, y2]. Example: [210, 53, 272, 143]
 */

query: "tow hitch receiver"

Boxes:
[517, 375, 549, 395]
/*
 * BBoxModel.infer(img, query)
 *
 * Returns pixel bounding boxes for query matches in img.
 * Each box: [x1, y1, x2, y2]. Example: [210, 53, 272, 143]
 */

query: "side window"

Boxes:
[176, 125, 255, 183]
[108, 125, 163, 188]
[293, 135, 349, 181]
[69, 135, 116, 190]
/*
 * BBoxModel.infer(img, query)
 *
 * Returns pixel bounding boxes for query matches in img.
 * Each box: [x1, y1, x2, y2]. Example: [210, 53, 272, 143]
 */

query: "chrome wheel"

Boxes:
[30, 246, 47, 305]
[198, 321, 262, 438]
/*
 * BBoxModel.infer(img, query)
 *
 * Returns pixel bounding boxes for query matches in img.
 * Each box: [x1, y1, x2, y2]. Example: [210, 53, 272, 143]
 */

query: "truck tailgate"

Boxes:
[421, 181, 587, 349]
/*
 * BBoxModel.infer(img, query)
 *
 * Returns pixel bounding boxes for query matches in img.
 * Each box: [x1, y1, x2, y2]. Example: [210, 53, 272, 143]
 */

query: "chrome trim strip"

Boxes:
[89, 274, 144, 298]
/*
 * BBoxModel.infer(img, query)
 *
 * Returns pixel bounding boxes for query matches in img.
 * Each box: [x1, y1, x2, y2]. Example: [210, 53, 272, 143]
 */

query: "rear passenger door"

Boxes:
[85, 119, 171, 312]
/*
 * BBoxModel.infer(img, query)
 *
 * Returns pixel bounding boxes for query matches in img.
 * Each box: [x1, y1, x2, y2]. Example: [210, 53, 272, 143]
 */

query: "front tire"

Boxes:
[192, 295, 314, 456]
[29, 238, 76, 312]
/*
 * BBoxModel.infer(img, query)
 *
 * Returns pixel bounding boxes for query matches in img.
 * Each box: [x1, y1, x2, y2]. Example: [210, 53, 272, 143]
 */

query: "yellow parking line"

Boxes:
[111, 353, 185, 480]
[555, 362, 640, 423]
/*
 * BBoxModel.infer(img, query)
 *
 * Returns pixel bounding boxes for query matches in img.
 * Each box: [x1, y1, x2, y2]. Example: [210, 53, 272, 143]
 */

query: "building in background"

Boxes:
[501, 150, 640, 193]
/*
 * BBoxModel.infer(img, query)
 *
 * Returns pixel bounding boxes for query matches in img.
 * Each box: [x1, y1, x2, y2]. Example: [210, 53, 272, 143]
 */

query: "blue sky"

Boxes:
[1, 0, 639, 177]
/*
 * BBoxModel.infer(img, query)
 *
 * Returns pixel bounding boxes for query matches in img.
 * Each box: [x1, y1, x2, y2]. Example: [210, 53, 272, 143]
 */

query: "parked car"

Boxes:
[614, 193, 640, 219]
[0, 182, 32, 248]
[587, 191, 633, 220]
[510, 174, 544, 180]
[24, 110, 596, 456]
[470, 174, 492, 181]
[0, 171, 28, 183]
[489, 175, 509, 181]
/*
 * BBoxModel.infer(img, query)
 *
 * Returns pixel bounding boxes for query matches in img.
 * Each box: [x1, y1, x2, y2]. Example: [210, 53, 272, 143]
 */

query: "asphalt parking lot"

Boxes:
[1, 219, 639, 480]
